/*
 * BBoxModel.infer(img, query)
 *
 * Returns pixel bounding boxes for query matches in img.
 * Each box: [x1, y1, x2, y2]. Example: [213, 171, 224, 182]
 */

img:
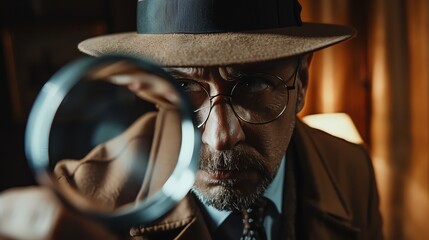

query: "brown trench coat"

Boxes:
[56, 116, 383, 240]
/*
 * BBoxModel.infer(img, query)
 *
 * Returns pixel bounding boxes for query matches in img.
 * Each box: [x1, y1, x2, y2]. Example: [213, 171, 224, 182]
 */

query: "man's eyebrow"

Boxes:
[163, 69, 182, 79]
[164, 68, 216, 82]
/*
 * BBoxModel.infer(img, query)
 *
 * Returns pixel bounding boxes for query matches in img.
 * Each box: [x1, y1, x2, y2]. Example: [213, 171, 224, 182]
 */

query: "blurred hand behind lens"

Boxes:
[0, 187, 119, 240]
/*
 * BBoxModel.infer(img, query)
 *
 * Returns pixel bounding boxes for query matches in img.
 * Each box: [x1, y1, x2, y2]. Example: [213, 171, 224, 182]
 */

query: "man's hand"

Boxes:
[0, 187, 119, 240]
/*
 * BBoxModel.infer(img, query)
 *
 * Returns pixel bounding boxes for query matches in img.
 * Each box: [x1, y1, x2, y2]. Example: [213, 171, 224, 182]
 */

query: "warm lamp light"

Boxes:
[301, 113, 363, 144]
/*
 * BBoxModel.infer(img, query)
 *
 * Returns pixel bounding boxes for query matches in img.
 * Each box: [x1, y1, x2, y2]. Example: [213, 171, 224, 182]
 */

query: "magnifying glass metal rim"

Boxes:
[24, 54, 200, 230]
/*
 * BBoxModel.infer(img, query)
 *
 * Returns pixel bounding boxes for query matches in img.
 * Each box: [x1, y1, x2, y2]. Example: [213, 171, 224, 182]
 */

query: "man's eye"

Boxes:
[177, 80, 202, 93]
[240, 78, 274, 93]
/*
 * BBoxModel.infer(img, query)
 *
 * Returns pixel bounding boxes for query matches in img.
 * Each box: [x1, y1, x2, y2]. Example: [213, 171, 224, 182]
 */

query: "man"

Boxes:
[0, 0, 382, 239]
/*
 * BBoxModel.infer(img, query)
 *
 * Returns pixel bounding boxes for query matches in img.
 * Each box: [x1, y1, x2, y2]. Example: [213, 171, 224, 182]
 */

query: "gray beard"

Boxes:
[192, 144, 276, 211]
[191, 175, 272, 211]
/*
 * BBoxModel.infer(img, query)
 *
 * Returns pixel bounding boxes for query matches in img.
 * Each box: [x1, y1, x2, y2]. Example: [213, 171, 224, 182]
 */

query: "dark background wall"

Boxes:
[0, 0, 136, 191]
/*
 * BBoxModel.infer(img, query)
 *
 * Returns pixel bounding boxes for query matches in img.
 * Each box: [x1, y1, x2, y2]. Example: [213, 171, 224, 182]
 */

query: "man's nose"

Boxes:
[201, 96, 245, 150]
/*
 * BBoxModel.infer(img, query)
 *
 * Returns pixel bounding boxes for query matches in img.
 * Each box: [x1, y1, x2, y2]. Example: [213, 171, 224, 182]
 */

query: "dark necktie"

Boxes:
[240, 198, 268, 240]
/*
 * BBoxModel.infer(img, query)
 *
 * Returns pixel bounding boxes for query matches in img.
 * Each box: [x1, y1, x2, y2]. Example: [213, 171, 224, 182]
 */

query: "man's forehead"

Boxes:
[165, 57, 297, 78]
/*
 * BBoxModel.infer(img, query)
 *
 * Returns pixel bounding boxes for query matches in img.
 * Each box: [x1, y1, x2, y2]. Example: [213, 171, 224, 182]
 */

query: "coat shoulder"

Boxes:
[294, 121, 383, 239]
[296, 121, 373, 179]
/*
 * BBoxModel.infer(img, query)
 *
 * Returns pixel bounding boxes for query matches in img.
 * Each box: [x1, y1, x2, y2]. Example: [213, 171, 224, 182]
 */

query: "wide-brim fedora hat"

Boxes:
[78, 0, 356, 67]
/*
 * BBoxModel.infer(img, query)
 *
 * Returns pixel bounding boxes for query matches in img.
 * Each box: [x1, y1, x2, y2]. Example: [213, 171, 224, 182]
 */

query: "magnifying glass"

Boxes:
[24, 55, 200, 232]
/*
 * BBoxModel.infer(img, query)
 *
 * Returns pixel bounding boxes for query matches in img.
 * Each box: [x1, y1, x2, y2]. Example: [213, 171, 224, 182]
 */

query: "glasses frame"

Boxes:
[180, 60, 301, 128]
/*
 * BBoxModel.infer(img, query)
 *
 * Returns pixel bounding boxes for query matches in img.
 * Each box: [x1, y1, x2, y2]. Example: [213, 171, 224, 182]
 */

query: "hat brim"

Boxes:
[78, 23, 356, 67]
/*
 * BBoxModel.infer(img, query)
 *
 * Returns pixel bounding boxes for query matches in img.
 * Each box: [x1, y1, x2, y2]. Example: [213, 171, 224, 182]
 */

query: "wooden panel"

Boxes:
[299, 0, 371, 143]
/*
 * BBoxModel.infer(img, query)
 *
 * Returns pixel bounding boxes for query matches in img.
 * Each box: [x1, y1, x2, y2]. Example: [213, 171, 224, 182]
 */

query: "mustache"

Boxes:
[199, 146, 266, 174]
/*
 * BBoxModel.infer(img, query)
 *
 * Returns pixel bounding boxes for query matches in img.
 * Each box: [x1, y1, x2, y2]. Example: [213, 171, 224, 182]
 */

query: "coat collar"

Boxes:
[129, 194, 210, 238]
[291, 120, 355, 224]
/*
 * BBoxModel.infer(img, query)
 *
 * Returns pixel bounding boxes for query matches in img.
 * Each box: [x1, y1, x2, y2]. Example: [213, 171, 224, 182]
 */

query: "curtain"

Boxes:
[300, 0, 429, 239]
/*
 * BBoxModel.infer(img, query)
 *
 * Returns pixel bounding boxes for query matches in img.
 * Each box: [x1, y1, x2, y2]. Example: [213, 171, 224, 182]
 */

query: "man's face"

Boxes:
[168, 58, 306, 211]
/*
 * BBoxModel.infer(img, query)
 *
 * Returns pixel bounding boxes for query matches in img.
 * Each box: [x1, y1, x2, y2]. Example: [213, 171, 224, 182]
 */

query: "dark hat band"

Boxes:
[137, 0, 302, 34]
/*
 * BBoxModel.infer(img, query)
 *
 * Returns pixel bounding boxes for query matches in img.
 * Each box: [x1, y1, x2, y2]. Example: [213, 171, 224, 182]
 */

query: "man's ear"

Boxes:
[295, 53, 313, 113]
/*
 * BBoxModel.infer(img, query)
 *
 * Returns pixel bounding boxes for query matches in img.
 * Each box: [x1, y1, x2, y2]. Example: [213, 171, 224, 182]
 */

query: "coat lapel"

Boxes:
[290, 121, 361, 239]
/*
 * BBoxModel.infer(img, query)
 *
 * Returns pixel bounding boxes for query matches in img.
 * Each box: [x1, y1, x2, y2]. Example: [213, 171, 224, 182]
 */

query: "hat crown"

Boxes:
[137, 0, 302, 34]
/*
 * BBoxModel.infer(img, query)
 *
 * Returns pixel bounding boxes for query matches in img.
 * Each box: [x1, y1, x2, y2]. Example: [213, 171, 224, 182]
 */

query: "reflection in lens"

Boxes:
[49, 81, 154, 164]
[193, 101, 211, 128]
[48, 61, 183, 213]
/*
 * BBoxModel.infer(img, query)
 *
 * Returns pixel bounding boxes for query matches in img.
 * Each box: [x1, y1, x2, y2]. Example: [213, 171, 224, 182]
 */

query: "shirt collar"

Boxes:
[263, 155, 285, 213]
[203, 155, 286, 227]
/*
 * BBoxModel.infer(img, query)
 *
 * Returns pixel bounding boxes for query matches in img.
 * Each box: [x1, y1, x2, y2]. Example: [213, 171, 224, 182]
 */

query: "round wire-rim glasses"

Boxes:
[177, 62, 301, 128]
